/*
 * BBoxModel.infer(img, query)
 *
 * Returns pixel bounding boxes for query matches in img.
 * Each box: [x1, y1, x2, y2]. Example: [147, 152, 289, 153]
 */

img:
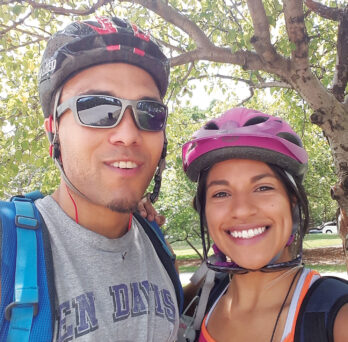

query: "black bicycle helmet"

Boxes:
[39, 16, 169, 203]
[38, 16, 169, 118]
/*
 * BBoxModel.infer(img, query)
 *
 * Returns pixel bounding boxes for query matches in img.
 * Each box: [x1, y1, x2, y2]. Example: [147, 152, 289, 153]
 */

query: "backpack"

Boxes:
[0, 192, 183, 342]
[294, 275, 348, 342]
[178, 264, 348, 342]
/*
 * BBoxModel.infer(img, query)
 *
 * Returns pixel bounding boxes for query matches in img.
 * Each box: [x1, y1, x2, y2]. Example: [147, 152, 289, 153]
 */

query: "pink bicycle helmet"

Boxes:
[183, 108, 309, 273]
[182, 107, 308, 182]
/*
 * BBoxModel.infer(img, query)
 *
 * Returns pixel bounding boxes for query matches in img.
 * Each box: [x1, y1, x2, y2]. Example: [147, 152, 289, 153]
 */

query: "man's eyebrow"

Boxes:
[78, 90, 161, 102]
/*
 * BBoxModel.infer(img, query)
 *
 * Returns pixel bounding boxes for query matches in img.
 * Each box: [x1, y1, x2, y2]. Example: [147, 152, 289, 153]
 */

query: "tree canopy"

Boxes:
[0, 0, 347, 264]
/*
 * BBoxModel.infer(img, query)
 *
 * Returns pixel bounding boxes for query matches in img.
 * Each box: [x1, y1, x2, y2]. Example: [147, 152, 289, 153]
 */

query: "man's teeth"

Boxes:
[229, 227, 266, 239]
[112, 161, 138, 169]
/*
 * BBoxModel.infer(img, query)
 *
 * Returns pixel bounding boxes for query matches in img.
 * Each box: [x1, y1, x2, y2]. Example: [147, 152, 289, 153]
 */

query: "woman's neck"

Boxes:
[226, 267, 302, 310]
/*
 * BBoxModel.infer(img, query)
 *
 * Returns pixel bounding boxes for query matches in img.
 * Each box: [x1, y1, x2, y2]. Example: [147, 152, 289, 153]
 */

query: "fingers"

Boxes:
[155, 214, 166, 227]
[137, 196, 157, 222]
[137, 197, 147, 218]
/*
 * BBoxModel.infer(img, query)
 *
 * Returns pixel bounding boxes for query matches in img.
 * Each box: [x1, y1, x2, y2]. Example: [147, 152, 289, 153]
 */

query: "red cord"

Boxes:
[128, 213, 133, 231]
[65, 185, 131, 230]
[66, 185, 79, 224]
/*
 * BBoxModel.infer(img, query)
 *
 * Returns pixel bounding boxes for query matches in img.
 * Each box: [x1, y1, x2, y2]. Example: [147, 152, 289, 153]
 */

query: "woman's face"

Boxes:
[205, 159, 293, 270]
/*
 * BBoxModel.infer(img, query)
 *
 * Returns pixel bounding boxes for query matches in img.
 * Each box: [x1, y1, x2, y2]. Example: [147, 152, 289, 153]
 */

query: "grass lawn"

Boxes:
[303, 234, 341, 249]
[173, 234, 344, 274]
[307, 264, 347, 273]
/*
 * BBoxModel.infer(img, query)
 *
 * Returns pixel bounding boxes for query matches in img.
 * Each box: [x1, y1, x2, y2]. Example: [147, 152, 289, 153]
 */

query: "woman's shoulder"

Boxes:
[333, 303, 348, 342]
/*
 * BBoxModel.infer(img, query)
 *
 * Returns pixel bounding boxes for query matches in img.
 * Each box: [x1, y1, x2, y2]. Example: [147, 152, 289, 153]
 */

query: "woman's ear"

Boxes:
[291, 204, 300, 233]
[286, 204, 300, 247]
[290, 196, 298, 209]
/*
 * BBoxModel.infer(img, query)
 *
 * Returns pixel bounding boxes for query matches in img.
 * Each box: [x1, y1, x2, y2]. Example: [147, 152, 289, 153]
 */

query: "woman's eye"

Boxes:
[212, 191, 229, 198]
[256, 186, 274, 192]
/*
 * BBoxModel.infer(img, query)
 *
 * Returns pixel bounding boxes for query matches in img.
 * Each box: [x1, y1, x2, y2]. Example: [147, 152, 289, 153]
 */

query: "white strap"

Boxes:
[193, 268, 216, 330]
[190, 260, 210, 285]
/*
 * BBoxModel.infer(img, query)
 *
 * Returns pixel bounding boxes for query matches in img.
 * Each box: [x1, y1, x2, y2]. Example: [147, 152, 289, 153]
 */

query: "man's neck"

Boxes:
[52, 185, 131, 239]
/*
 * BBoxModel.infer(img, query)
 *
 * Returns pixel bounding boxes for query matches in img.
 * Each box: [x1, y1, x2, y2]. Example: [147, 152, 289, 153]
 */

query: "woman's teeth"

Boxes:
[229, 226, 266, 239]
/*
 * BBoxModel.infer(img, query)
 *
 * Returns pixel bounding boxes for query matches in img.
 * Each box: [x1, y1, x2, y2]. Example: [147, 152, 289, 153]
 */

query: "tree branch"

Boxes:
[223, 0, 244, 34]
[188, 73, 292, 90]
[283, 0, 309, 68]
[21, 0, 113, 16]
[251, 81, 292, 89]
[155, 37, 185, 54]
[0, 11, 32, 35]
[246, 0, 278, 64]
[332, 9, 348, 102]
[120, 0, 214, 50]
[171, 47, 266, 70]
[0, 25, 47, 40]
[235, 87, 254, 107]
[305, 0, 345, 21]
[0, 37, 44, 53]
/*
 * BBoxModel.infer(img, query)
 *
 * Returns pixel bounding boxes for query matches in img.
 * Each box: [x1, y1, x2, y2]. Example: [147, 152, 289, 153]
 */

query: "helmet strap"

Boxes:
[51, 86, 89, 201]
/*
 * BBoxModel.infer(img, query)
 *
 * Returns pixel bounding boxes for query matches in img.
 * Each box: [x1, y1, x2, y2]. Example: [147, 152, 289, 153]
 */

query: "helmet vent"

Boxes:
[112, 17, 127, 28]
[243, 116, 269, 126]
[277, 132, 303, 147]
[204, 122, 219, 130]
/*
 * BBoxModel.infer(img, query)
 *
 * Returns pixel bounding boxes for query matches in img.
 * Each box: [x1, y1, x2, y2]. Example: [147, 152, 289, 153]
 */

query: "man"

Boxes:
[1, 16, 181, 341]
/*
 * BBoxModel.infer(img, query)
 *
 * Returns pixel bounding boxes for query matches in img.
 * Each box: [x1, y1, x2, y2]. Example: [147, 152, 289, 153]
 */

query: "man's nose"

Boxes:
[108, 107, 141, 146]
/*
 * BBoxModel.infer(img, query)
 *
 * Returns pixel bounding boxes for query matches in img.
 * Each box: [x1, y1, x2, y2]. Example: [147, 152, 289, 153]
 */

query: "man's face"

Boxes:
[53, 63, 164, 212]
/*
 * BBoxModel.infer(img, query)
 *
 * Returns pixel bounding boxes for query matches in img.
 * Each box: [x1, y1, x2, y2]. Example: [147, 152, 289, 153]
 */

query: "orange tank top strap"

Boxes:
[281, 268, 320, 342]
[199, 315, 216, 342]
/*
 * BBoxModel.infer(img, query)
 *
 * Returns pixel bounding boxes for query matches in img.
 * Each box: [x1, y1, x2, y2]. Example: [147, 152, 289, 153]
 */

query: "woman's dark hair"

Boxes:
[268, 164, 309, 238]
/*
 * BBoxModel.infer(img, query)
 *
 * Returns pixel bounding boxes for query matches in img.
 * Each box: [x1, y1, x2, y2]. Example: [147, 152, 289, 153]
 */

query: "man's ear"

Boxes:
[44, 117, 50, 133]
[44, 115, 60, 158]
[44, 115, 57, 141]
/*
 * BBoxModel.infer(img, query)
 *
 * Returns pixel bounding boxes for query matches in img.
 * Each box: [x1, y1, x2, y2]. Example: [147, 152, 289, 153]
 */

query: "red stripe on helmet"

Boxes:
[107, 45, 121, 51]
[85, 17, 117, 35]
[134, 48, 145, 56]
[131, 24, 150, 41]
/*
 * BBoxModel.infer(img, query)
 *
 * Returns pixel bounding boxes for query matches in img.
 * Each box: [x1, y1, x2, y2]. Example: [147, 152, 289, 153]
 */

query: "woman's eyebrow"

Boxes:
[206, 179, 229, 189]
[250, 173, 276, 182]
[206, 173, 277, 189]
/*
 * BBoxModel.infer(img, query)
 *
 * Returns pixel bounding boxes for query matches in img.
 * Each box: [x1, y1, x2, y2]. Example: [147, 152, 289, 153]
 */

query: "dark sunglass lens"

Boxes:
[76, 96, 122, 127]
[136, 101, 167, 131]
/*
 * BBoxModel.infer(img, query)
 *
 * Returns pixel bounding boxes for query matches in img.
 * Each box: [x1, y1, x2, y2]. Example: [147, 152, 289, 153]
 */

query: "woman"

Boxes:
[182, 108, 348, 342]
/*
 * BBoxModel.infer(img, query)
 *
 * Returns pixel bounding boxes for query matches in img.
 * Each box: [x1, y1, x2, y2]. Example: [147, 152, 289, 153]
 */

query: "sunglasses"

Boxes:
[56, 94, 168, 131]
[205, 255, 303, 274]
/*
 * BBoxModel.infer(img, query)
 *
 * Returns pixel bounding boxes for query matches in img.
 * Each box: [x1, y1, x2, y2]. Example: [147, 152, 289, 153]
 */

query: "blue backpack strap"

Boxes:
[0, 193, 53, 342]
[294, 276, 348, 342]
[133, 212, 184, 314]
[7, 197, 40, 342]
